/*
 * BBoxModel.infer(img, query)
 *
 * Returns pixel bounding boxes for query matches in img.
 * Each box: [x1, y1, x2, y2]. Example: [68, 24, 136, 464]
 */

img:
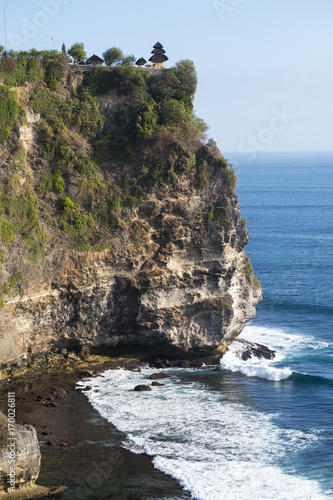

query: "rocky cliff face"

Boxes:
[0, 174, 261, 368]
[0, 62, 262, 369]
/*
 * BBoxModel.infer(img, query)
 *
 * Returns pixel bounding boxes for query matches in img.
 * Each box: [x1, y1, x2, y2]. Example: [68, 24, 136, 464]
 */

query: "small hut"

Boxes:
[136, 57, 147, 67]
[86, 54, 104, 66]
[149, 42, 168, 68]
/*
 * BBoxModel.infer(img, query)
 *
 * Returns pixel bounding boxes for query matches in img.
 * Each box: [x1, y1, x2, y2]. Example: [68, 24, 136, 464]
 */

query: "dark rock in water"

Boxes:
[238, 339, 276, 360]
[81, 385, 92, 391]
[153, 359, 166, 368]
[175, 360, 191, 368]
[152, 382, 165, 387]
[150, 354, 221, 369]
[176, 359, 205, 368]
[79, 370, 94, 377]
[198, 355, 221, 366]
[134, 385, 152, 392]
[150, 373, 171, 380]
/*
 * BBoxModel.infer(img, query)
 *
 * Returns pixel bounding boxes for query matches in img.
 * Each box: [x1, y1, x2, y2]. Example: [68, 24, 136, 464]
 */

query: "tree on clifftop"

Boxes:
[68, 42, 87, 63]
[175, 60, 198, 97]
[103, 47, 123, 66]
[120, 55, 136, 66]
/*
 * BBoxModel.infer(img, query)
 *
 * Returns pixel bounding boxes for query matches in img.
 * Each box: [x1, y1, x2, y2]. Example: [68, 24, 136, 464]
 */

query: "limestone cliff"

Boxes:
[0, 56, 261, 369]
[0, 411, 40, 492]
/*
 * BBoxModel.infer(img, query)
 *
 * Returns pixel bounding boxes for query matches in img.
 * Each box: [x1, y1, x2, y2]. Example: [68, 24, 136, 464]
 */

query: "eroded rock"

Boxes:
[0, 412, 40, 492]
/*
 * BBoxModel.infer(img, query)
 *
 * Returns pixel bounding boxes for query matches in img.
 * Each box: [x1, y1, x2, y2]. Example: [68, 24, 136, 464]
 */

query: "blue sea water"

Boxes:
[81, 152, 333, 500]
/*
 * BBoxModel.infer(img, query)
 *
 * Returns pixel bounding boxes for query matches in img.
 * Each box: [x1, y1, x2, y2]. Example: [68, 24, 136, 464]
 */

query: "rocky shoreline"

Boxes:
[0, 340, 275, 499]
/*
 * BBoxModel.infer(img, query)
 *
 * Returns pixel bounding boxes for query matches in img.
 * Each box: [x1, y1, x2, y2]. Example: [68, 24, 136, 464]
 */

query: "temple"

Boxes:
[149, 42, 169, 68]
[136, 57, 147, 67]
[86, 54, 104, 66]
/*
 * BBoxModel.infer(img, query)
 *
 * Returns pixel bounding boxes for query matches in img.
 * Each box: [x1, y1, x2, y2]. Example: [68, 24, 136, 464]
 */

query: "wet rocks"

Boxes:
[237, 339, 276, 360]
[79, 370, 94, 377]
[151, 355, 221, 369]
[150, 373, 171, 380]
[80, 385, 92, 392]
[134, 385, 152, 392]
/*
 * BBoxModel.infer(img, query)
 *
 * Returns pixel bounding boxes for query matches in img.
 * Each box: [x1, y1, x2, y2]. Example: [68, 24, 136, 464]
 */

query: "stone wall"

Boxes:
[68, 63, 93, 72]
[68, 64, 166, 74]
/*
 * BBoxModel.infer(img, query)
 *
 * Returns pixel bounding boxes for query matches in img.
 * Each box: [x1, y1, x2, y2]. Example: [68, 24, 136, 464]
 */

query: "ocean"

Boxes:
[79, 152, 333, 500]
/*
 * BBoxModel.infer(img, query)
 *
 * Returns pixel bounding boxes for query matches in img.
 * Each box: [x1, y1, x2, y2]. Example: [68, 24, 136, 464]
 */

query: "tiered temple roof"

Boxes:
[149, 41, 168, 64]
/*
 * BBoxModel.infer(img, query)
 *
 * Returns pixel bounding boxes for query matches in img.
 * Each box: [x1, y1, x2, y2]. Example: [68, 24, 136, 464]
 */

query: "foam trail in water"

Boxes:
[79, 369, 328, 500]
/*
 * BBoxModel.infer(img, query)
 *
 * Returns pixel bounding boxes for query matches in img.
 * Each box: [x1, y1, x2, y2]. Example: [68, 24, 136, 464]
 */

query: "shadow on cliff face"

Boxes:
[99, 277, 142, 339]
[50, 276, 142, 355]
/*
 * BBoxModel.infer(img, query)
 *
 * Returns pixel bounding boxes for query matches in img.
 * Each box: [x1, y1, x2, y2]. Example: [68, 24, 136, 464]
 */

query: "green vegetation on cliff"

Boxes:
[0, 49, 64, 88]
[0, 48, 236, 272]
[0, 86, 19, 143]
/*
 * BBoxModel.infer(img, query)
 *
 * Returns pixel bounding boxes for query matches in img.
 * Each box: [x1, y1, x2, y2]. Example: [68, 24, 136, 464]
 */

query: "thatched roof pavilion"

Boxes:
[136, 57, 147, 66]
[149, 41, 168, 67]
[86, 54, 104, 65]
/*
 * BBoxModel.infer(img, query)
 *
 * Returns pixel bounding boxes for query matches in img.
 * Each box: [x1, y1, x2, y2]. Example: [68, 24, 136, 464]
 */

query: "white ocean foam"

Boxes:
[220, 340, 293, 381]
[240, 324, 333, 354]
[239, 324, 313, 354]
[80, 369, 328, 500]
[308, 341, 333, 350]
[221, 324, 333, 381]
[153, 457, 329, 500]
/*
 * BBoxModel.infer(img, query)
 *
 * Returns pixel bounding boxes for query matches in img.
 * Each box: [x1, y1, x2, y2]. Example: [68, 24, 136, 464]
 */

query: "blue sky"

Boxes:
[2, 0, 333, 152]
